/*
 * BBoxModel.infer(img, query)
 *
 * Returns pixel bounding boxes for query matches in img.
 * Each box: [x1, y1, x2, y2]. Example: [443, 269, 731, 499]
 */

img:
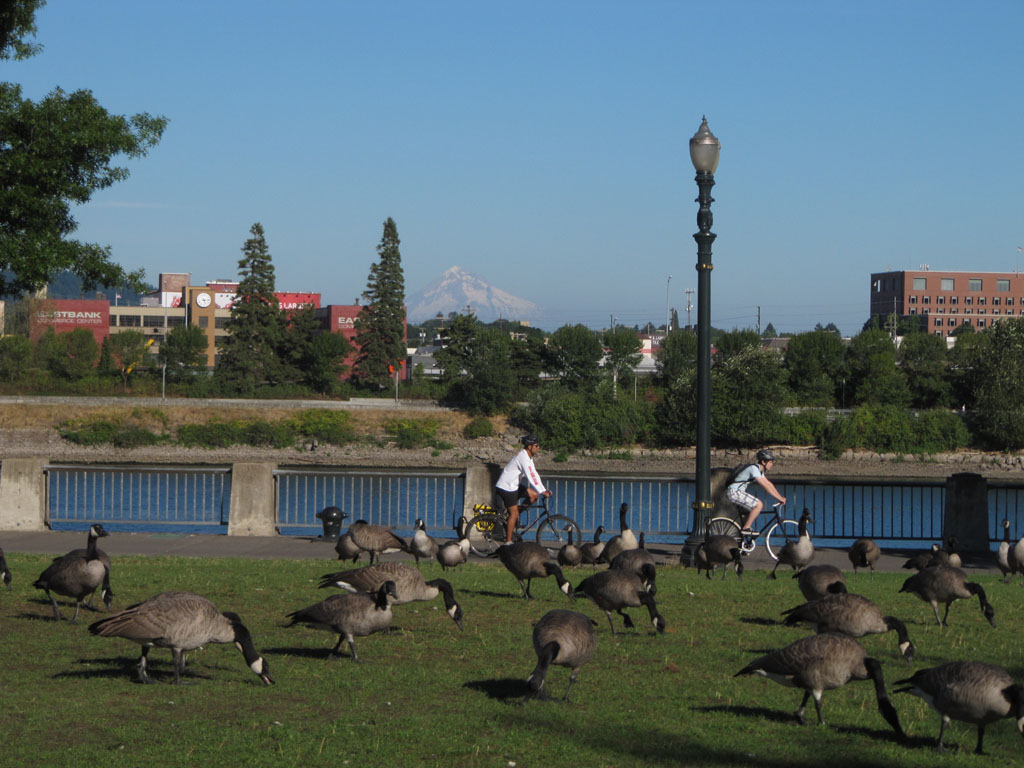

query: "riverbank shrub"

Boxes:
[57, 416, 165, 448]
[288, 409, 356, 446]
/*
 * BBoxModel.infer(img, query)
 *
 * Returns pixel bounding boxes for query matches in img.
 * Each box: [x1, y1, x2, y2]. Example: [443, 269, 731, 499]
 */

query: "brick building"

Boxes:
[870, 269, 1024, 338]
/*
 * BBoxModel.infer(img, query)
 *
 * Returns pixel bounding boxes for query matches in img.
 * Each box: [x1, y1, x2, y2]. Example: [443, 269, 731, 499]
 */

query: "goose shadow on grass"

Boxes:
[740, 616, 783, 627]
[57, 655, 241, 683]
[463, 677, 532, 702]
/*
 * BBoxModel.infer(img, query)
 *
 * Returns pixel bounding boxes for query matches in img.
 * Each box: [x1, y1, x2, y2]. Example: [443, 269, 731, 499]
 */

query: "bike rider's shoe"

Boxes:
[740, 529, 760, 537]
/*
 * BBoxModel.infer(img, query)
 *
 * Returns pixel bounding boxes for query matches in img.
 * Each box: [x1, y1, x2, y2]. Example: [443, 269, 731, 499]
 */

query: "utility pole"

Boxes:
[665, 275, 672, 332]
[685, 287, 694, 329]
[757, 306, 761, 335]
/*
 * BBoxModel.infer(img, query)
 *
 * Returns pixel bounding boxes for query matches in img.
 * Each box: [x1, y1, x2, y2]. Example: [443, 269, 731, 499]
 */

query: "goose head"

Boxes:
[224, 612, 274, 685]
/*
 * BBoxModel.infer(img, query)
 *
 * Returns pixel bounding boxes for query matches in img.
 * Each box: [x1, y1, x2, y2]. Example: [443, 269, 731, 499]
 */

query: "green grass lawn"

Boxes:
[1, 552, 1021, 767]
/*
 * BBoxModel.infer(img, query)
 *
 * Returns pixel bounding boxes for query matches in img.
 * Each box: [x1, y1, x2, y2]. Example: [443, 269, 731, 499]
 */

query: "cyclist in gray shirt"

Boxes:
[726, 449, 786, 534]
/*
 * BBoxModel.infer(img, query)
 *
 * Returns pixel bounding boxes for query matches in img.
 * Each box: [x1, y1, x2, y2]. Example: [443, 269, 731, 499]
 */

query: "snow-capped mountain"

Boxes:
[406, 266, 541, 324]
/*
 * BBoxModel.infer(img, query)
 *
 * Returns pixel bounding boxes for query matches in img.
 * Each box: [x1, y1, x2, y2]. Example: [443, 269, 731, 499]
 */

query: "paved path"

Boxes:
[0, 529, 1001, 574]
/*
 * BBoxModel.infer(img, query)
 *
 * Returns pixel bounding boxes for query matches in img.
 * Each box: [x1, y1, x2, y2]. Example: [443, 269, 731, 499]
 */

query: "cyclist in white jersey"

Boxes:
[495, 434, 551, 543]
[725, 449, 786, 534]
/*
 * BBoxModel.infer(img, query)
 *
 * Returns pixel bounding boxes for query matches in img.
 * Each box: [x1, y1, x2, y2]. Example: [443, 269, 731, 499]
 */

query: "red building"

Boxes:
[30, 299, 110, 346]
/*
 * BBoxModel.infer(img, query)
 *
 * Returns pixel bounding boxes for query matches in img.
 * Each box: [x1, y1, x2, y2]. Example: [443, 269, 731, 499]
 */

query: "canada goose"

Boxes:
[895, 662, 1024, 754]
[928, 537, 962, 569]
[794, 564, 846, 601]
[997, 519, 1013, 582]
[903, 545, 940, 572]
[1009, 525, 1024, 580]
[526, 609, 597, 702]
[769, 509, 814, 579]
[848, 538, 881, 577]
[55, 541, 114, 610]
[347, 520, 414, 564]
[574, 567, 665, 635]
[88, 591, 273, 685]
[318, 561, 463, 629]
[33, 523, 110, 622]
[0, 547, 11, 590]
[734, 633, 904, 736]
[694, 535, 744, 581]
[436, 518, 470, 570]
[286, 581, 398, 662]
[580, 526, 606, 566]
[497, 541, 574, 600]
[600, 503, 638, 563]
[411, 518, 439, 565]
[334, 518, 364, 563]
[899, 565, 996, 628]
[610, 544, 658, 592]
[782, 593, 915, 662]
[557, 526, 582, 568]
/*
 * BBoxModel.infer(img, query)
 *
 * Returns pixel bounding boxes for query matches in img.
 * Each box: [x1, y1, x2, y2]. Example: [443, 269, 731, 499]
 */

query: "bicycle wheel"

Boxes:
[706, 517, 741, 540]
[535, 514, 582, 552]
[465, 513, 507, 557]
[764, 519, 800, 561]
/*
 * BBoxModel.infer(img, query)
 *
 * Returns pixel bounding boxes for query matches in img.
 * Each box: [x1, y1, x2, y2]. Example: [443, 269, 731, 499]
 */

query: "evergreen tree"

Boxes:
[215, 223, 282, 396]
[433, 312, 477, 386]
[277, 304, 321, 386]
[352, 218, 406, 388]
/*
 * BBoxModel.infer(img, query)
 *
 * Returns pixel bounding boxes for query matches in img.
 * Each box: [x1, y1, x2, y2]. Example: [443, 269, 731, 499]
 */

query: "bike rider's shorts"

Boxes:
[726, 486, 759, 512]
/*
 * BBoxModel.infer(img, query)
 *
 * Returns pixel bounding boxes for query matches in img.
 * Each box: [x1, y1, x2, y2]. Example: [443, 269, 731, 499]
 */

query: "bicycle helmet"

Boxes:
[521, 434, 540, 447]
[756, 449, 776, 463]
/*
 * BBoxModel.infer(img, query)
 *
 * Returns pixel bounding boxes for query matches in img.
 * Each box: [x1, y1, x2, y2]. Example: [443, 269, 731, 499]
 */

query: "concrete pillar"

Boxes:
[463, 462, 500, 525]
[227, 462, 277, 536]
[0, 458, 47, 531]
[944, 472, 989, 554]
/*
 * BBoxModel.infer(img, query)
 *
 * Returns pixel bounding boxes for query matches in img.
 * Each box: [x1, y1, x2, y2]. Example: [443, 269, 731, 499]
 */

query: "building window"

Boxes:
[993, 309, 1001, 315]
[948, 319, 957, 326]
[1008, 298, 1015, 307]
[913, 277, 927, 290]
[979, 319, 986, 328]
[910, 308, 917, 315]
[215, 317, 230, 329]
[933, 317, 941, 326]
[964, 309, 972, 315]
[937, 296, 945, 305]
[119, 315, 140, 327]
[109, 315, 118, 327]
[978, 297, 986, 305]
[143, 315, 164, 328]
[950, 296, 958, 305]
[979, 309, 986, 315]
[965, 297, 973, 305]
[922, 296, 930, 304]
[198, 316, 208, 328]
[909, 296, 917, 304]
[969, 278, 982, 291]
[167, 316, 185, 327]
[998, 279, 1010, 292]
[941, 278, 954, 291]
[993, 297, 1001, 306]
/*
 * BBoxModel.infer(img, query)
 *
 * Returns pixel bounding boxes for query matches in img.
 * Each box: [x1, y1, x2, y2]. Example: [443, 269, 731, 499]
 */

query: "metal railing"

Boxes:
[275, 468, 465, 537]
[45, 464, 232, 532]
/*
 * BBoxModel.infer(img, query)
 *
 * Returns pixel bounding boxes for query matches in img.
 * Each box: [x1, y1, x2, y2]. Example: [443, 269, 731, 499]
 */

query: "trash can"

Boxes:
[316, 506, 344, 541]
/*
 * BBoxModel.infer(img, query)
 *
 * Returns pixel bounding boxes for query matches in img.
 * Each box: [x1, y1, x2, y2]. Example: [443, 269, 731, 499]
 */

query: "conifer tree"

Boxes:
[216, 223, 281, 395]
[352, 218, 406, 388]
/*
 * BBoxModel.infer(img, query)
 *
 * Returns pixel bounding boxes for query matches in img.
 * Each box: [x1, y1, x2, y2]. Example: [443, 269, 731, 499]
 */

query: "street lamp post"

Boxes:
[665, 275, 672, 333]
[689, 116, 721, 547]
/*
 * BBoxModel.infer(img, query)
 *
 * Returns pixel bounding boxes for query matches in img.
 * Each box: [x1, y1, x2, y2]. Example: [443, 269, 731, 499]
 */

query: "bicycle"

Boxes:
[705, 502, 799, 561]
[463, 495, 581, 557]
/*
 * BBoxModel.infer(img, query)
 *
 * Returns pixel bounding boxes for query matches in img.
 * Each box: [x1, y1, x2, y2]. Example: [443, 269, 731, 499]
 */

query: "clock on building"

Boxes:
[196, 292, 211, 308]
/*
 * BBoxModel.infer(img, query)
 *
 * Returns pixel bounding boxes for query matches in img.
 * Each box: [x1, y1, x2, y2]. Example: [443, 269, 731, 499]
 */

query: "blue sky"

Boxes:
[10, 1, 1024, 335]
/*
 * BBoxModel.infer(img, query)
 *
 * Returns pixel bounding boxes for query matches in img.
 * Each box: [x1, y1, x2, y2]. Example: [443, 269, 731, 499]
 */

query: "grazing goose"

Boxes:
[899, 565, 996, 628]
[694, 535, 744, 581]
[996, 519, 1013, 582]
[410, 518, 439, 566]
[794, 564, 846, 601]
[347, 520, 414, 564]
[600, 503, 638, 563]
[436, 518, 470, 570]
[33, 523, 111, 622]
[848, 538, 881, 577]
[497, 541, 574, 600]
[334, 518, 364, 563]
[769, 509, 814, 579]
[88, 591, 273, 685]
[782, 593, 915, 662]
[0, 547, 11, 591]
[557, 526, 583, 569]
[894, 661, 1024, 754]
[527, 609, 597, 702]
[734, 633, 904, 736]
[318, 561, 463, 629]
[574, 567, 665, 635]
[903, 545, 940, 572]
[610, 542, 657, 592]
[286, 581, 398, 662]
[580, 526, 607, 566]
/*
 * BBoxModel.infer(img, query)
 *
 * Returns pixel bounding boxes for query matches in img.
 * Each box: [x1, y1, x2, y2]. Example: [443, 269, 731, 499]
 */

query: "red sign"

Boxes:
[30, 299, 110, 345]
